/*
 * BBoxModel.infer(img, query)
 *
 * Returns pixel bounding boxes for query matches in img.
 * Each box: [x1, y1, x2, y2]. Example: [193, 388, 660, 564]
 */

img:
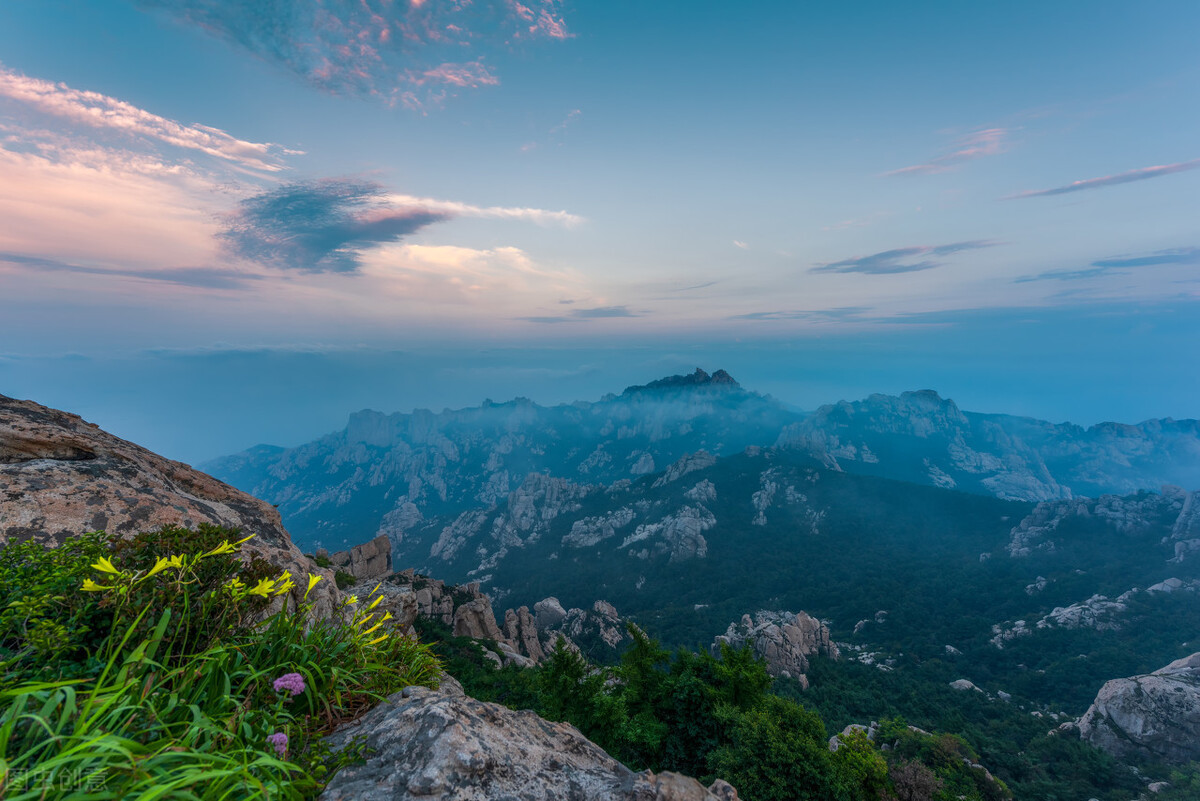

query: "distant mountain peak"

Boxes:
[622, 367, 740, 395]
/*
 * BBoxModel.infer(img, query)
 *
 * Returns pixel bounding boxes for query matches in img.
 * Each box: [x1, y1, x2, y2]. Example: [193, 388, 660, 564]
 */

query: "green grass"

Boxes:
[0, 526, 441, 799]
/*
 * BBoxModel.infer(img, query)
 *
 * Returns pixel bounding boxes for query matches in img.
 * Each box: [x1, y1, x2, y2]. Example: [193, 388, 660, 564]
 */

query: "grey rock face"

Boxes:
[330, 533, 393, 580]
[0, 394, 342, 619]
[534, 596, 568, 630]
[713, 611, 838, 689]
[452, 598, 506, 642]
[503, 606, 545, 663]
[1077, 653, 1200, 763]
[320, 685, 740, 801]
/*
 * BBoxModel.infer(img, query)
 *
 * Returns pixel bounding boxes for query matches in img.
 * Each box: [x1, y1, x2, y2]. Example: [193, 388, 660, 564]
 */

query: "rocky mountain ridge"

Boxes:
[777, 389, 1200, 501]
[205, 374, 1200, 564]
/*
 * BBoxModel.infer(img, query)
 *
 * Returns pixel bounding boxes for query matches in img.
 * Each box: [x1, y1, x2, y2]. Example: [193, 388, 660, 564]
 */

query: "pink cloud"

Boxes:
[0, 64, 292, 172]
[412, 61, 500, 89]
[884, 128, 1010, 177]
[142, 0, 572, 106]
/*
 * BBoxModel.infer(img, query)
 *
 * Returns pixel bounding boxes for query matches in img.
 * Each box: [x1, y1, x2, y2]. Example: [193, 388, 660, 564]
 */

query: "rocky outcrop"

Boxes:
[563, 507, 636, 548]
[1007, 489, 1185, 557]
[503, 606, 545, 663]
[0, 394, 341, 618]
[713, 611, 839, 688]
[330, 534, 392, 581]
[1077, 653, 1200, 763]
[620, 505, 714, 561]
[501, 597, 630, 662]
[321, 684, 740, 801]
[453, 598, 507, 642]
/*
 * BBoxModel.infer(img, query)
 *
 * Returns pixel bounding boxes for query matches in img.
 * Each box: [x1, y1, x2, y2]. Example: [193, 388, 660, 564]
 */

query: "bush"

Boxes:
[0, 526, 442, 799]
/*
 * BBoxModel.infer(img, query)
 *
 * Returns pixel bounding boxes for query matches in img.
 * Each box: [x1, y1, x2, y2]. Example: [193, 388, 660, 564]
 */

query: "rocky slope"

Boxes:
[320, 683, 739, 801]
[0, 393, 342, 617]
[776, 390, 1200, 501]
[1076, 653, 1200, 763]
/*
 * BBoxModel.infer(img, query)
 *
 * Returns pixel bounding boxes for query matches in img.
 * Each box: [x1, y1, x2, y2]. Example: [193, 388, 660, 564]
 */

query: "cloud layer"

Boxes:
[139, 0, 571, 107]
[812, 241, 996, 274]
[1008, 159, 1200, 198]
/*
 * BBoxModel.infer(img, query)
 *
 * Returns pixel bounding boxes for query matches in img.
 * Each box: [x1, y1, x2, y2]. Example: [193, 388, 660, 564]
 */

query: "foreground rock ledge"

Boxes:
[320, 685, 739, 801]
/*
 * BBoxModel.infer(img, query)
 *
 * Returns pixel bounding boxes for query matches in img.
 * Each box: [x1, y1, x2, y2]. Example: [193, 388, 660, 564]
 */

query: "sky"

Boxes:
[1, 1, 1198, 464]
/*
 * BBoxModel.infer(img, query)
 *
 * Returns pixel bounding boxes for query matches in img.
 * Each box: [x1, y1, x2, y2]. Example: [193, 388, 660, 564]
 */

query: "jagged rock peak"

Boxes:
[622, 368, 740, 395]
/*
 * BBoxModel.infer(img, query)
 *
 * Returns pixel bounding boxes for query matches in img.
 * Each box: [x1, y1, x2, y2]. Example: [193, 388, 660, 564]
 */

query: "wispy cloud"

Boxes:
[0, 64, 292, 172]
[384, 194, 583, 227]
[1007, 159, 1200, 199]
[1015, 247, 1200, 283]
[139, 0, 571, 107]
[572, 305, 637, 318]
[0, 251, 259, 289]
[517, 305, 639, 323]
[521, 108, 581, 152]
[884, 128, 1010, 177]
[812, 241, 996, 275]
[732, 240, 749, 250]
[730, 307, 871, 322]
[220, 180, 450, 273]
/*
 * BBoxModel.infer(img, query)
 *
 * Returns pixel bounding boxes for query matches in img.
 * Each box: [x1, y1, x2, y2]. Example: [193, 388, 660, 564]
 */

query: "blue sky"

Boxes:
[1, 1, 1198, 463]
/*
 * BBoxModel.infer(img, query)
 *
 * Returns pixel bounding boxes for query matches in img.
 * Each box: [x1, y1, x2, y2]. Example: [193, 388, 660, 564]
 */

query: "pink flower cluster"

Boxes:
[266, 731, 288, 756]
[272, 672, 306, 697]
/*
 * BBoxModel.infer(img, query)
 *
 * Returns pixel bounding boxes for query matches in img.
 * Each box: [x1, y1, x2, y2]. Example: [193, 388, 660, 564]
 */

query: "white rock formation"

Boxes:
[1077, 653, 1200, 763]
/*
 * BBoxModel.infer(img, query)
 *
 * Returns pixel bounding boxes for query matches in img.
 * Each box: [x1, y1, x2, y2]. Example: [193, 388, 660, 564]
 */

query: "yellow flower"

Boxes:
[304, 574, 322, 601]
[366, 594, 384, 612]
[201, 540, 235, 558]
[361, 619, 385, 636]
[81, 578, 110, 592]
[342, 594, 359, 606]
[143, 556, 172, 580]
[247, 578, 277, 598]
[367, 633, 389, 646]
[273, 572, 296, 596]
[92, 556, 120, 574]
[167, 554, 186, 569]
